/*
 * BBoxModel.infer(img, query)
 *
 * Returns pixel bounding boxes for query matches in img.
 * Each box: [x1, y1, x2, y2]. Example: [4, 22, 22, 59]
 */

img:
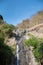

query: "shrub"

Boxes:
[34, 43, 43, 65]
[24, 35, 43, 65]
[24, 36, 39, 48]
[0, 32, 13, 65]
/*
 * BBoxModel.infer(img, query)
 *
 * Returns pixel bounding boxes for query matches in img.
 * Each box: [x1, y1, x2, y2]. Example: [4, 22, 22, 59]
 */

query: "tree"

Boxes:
[0, 15, 3, 20]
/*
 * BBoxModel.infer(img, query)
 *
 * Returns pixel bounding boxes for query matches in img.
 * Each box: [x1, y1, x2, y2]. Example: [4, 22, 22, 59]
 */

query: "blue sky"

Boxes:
[0, 0, 43, 26]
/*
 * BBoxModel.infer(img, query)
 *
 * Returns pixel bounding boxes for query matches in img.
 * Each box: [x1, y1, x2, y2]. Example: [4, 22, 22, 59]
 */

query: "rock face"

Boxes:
[17, 11, 43, 38]
[26, 23, 43, 38]
[28, 46, 38, 65]
[17, 19, 30, 29]
[7, 37, 16, 46]
[17, 11, 43, 29]
[29, 11, 43, 28]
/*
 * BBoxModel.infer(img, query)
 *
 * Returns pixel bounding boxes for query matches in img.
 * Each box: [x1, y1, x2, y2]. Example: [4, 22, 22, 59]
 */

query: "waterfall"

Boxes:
[16, 44, 19, 65]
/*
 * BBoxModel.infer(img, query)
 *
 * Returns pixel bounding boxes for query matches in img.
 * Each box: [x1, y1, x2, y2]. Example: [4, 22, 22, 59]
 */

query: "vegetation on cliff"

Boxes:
[24, 35, 43, 65]
[0, 15, 16, 65]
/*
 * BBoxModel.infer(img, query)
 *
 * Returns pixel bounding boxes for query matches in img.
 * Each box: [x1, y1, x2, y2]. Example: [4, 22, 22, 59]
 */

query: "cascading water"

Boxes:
[16, 44, 19, 65]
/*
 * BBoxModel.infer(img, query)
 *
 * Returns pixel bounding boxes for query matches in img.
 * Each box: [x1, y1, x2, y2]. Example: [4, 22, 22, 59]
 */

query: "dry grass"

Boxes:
[17, 11, 43, 29]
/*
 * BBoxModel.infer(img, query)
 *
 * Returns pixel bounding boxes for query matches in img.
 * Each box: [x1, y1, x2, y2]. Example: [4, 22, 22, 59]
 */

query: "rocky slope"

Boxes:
[0, 15, 16, 44]
[17, 11, 43, 29]
[17, 19, 30, 29]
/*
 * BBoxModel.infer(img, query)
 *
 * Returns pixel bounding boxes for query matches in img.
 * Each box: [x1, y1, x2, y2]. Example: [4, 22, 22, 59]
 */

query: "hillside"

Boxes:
[29, 11, 43, 27]
[0, 15, 16, 65]
[17, 11, 43, 29]
[17, 19, 30, 29]
[0, 15, 16, 42]
[26, 23, 43, 38]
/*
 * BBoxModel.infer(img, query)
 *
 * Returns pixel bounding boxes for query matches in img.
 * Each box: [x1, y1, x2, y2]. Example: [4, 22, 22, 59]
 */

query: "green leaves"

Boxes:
[25, 35, 43, 64]
[0, 31, 5, 44]
[25, 36, 39, 48]
[34, 43, 43, 63]
[34, 45, 40, 61]
[0, 31, 13, 65]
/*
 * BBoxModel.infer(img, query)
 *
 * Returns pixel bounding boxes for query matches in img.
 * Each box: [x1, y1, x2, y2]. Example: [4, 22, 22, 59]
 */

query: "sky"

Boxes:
[0, 0, 43, 26]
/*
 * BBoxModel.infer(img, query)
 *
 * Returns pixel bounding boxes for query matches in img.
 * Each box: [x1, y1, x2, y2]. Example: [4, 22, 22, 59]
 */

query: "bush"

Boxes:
[34, 43, 43, 65]
[25, 36, 39, 48]
[5, 28, 12, 37]
[0, 31, 4, 44]
[24, 35, 43, 65]
[1, 24, 16, 37]
[0, 32, 13, 65]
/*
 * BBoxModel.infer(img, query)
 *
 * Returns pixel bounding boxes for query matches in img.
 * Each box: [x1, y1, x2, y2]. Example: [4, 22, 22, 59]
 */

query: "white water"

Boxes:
[16, 44, 19, 65]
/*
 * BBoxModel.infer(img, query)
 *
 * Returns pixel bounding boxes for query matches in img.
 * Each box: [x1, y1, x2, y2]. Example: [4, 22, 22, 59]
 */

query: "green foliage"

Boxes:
[1, 24, 15, 30]
[0, 31, 5, 44]
[0, 15, 16, 65]
[0, 32, 13, 65]
[5, 28, 12, 37]
[25, 36, 43, 64]
[0, 20, 4, 24]
[25, 36, 39, 48]
[0, 16, 16, 38]
[0, 43, 13, 65]
[39, 43, 43, 56]
[0, 31, 4, 38]
[1, 24, 16, 37]
[34, 43, 43, 64]
[34, 45, 40, 61]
